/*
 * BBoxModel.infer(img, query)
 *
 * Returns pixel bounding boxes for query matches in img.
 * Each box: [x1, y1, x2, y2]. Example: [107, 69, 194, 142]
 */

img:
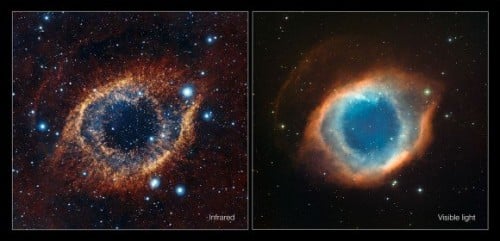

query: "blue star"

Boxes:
[149, 177, 160, 190]
[180, 85, 194, 98]
[206, 35, 217, 44]
[202, 111, 213, 121]
[175, 184, 186, 196]
[43, 15, 49, 21]
[37, 122, 48, 131]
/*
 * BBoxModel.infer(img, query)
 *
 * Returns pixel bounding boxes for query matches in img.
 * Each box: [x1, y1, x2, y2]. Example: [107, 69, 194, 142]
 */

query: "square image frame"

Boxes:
[251, 11, 489, 230]
[12, 11, 250, 230]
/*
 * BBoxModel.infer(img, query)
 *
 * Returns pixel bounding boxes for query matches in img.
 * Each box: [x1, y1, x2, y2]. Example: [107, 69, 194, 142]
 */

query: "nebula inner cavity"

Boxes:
[102, 99, 159, 152]
[321, 87, 410, 170]
[341, 92, 401, 155]
[80, 85, 178, 169]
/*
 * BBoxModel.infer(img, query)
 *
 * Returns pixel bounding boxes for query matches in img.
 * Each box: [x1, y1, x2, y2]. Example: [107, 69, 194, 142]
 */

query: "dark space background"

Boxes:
[253, 12, 487, 229]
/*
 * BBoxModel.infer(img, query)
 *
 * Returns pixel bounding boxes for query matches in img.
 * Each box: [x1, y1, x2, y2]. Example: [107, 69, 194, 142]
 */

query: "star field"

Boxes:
[13, 12, 248, 229]
[253, 12, 487, 229]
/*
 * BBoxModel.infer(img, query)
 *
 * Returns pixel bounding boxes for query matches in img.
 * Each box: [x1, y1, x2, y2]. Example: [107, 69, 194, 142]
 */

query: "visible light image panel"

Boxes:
[13, 12, 248, 229]
[253, 12, 487, 229]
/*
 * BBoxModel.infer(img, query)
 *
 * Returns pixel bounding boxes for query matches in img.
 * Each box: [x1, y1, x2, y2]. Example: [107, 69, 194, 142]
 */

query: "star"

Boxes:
[206, 35, 217, 44]
[417, 187, 423, 193]
[149, 177, 160, 190]
[423, 88, 431, 96]
[202, 111, 213, 121]
[37, 122, 48, 131]
[181, 85, 194, 98]
[175, 184, 186, 196]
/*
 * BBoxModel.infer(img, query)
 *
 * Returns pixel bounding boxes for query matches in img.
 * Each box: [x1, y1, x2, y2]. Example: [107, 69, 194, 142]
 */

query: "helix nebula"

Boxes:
[13, 12, 247, 229]
[253, 12, 487, 229]
[298, 67, 441, 188]
[273, 37, 444, 188]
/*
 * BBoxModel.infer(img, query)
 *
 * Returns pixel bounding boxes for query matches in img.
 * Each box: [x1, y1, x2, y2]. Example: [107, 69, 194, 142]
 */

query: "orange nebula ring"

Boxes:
[298, 68, 441, 188]
[48, 59, 204, 195]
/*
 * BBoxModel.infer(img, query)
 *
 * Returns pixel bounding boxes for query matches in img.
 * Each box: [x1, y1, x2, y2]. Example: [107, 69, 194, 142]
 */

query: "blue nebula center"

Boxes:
[321, 89, 407, 169]
[340, 97, 400, 154]
[102, 100, 159, 152]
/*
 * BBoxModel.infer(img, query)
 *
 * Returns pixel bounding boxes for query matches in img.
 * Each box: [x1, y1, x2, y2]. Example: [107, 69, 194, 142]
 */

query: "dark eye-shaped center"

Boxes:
[79, 86, 182, 170]
[102, 100, 159, 152]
